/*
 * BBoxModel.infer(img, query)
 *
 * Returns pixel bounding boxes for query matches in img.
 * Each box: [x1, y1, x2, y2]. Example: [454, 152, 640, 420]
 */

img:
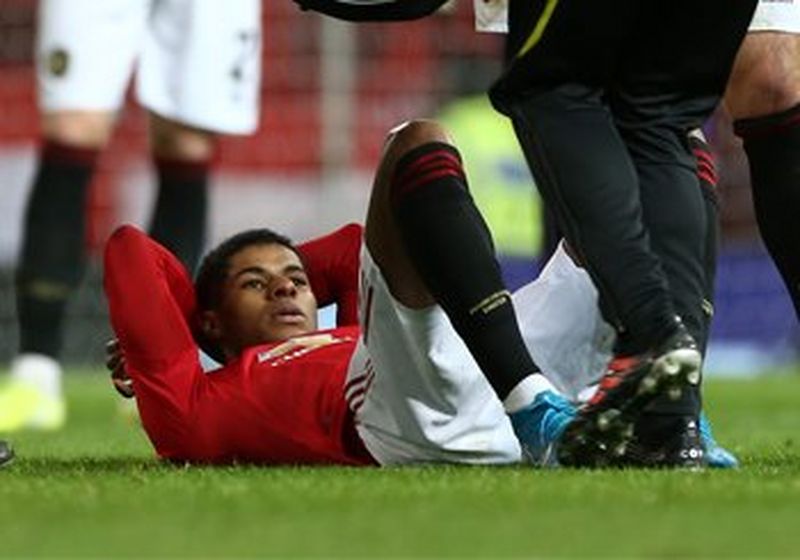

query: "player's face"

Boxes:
[209, 243, 318, 357]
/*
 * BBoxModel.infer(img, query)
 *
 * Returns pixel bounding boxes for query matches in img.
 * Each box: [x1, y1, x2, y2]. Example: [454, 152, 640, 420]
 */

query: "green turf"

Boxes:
[1, 370, 798, 558]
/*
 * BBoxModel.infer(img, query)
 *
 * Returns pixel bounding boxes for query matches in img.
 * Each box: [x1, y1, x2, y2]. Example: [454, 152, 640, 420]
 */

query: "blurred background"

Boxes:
[0, 0, 797, 374]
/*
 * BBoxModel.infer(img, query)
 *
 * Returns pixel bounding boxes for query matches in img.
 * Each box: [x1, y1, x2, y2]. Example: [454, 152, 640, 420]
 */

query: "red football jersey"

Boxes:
[104, 224, 374, 466]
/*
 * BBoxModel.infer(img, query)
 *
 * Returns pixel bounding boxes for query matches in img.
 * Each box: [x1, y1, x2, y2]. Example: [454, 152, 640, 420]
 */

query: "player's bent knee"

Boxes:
[384, 119, 454, 159]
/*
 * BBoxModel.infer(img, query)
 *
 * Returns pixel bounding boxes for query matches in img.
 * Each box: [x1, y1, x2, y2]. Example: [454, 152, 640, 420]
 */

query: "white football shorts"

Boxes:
[346, 245, 522, 466]
[750, 0, 800, 33]
[513, 242, 614, 402]
[345, 240, 616, 466]
[37, 0, 261, 134]
[472, 0, 800, 35]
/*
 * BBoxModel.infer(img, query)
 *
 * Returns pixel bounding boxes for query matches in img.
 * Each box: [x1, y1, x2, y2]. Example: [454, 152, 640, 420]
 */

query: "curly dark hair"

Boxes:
[194, 228, 302, 363]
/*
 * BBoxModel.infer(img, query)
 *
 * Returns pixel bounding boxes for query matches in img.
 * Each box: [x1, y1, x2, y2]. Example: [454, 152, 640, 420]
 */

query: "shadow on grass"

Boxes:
[8, 456, 165, 476]
[5, 456, 376, 476]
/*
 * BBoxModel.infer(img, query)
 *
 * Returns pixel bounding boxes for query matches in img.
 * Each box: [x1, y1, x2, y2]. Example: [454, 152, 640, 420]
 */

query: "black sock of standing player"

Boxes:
[390, 142, 540, 400]
[735, 104, 800, 319]
[148, 156, 209, 275]
[16, 141, 98, 357]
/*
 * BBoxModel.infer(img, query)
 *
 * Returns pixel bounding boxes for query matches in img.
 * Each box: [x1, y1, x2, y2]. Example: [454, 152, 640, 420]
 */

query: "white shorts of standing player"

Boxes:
[473, 0, 800, 35]
[749, 0, 800, 33]
[37, 0, 262, 134]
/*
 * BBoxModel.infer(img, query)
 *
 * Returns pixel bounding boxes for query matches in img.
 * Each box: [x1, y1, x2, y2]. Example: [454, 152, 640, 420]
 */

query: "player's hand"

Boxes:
[106, 339, 135, 399]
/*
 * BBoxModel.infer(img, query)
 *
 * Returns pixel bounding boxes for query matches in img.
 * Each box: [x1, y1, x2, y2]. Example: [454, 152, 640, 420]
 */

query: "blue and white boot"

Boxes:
[509, 390, 576, 466]
[699, 411, 739, 469]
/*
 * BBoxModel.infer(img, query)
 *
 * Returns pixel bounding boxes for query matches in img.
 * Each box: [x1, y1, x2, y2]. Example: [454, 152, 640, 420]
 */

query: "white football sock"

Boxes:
[503, 373, 557, 413]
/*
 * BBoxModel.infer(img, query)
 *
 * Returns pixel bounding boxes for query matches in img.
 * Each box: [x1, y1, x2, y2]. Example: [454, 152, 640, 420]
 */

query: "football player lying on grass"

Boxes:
[105, 120, 736, 468]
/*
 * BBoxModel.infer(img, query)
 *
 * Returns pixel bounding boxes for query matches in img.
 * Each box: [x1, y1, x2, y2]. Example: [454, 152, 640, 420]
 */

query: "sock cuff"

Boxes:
[391, 142, 466, 204]
[503, 373, 557, 413]
[154, 156, 212, 182]
[40, 140, 100, 168]
[733, 102, 800, 139]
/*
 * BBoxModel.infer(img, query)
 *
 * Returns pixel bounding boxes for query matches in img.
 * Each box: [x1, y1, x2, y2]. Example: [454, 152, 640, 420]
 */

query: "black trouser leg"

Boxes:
[505, 84, 678, 354]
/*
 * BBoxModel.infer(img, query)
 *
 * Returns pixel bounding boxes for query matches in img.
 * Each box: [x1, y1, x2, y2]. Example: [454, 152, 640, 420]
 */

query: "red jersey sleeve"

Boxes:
[298, 223, 362, 326]
[104, 225, 207, 459]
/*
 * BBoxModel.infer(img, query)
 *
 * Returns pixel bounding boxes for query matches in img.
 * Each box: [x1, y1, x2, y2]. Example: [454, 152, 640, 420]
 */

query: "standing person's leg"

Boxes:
[500, 84, 683, 355]
[691, 132, 739, 468]
[496, 13, 704, 466]
[490, 0, 756, 466]
[146, 115, 214, 274]
[608, 0, 754, 466]
[493, 0, 684, 353]
[1, 0, 146, 432]
[726, 11, 800, 318]
[138, 0, 262, 275]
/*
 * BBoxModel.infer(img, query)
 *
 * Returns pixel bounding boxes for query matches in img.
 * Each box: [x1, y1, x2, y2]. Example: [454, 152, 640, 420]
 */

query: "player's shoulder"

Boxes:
[329, 223, 364, 246]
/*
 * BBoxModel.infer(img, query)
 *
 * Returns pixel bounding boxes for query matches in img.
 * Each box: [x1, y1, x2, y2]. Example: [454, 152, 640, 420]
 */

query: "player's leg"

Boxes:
[620, 127, 722, 466]
[495, 86, 707, 467]
[492, 45, 703, 465]
[137, 0, 262, 274]
[146, 114, 214, 274]
[361, 119, 574, 464]
[1, 0, 144, 432]
[690, 133, 739, 469]
[514, 132, 738, 467]
[493, 1, 687, 359]
[514, 239, 739, 468]
[602, 2, 753, 467]
[725, 17, 800, 318]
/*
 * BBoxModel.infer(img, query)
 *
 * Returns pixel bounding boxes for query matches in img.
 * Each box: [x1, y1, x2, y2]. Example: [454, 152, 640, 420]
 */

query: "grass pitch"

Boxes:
[1, 371, 798, 558]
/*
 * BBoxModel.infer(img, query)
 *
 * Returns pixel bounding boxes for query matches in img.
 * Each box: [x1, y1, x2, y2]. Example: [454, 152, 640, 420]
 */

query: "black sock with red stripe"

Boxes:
[390, 142, 539, 400]
[734, 104, 800, 318]
[16, 141, 99, 356]
[148, 156, 209, 275]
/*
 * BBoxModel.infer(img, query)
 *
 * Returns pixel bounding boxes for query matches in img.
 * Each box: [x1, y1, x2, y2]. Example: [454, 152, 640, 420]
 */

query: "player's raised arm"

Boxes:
[294, 0, 449, 21]
[299, 224, 363, 326]
[104, 225, 205, 458]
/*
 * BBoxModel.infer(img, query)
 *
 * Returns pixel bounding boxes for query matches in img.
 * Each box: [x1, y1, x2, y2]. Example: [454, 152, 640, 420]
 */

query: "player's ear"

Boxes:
[199, 310, 222, 341]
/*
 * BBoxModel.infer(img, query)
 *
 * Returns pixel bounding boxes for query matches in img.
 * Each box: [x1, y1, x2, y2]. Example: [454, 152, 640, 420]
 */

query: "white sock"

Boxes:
[10, 353, 63, 399]
[503, 373, 557, 414]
